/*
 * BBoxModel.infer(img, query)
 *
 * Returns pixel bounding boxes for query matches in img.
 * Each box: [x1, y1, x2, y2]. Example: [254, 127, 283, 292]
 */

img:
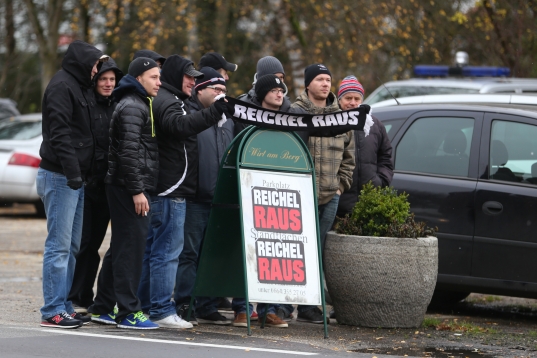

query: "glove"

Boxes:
[212, 95, 229, 116]
[67, 176, 83, 190]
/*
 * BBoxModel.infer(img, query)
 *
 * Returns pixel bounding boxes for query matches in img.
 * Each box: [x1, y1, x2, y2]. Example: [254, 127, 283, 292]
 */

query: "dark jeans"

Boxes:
[89, 184, 149, 322]
[173, 201, 219, 317]
[68, 184, 110, 307]
[295, 193, 340, 314]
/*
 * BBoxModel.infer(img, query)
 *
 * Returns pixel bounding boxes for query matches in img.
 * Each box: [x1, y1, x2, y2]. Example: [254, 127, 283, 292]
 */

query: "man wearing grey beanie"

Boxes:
[234, 56, 288, 135]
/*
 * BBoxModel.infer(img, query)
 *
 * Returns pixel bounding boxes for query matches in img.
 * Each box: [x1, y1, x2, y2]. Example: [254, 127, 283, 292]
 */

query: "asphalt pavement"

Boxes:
[1, 204, 537, 358]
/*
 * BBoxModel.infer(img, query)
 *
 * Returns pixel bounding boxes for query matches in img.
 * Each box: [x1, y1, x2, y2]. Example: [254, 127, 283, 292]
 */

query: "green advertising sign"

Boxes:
[192, 127, 328, 337]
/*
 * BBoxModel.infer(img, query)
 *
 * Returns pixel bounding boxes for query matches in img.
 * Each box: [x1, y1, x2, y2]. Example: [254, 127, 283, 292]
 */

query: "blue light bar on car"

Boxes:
[414, 65, 510, 77]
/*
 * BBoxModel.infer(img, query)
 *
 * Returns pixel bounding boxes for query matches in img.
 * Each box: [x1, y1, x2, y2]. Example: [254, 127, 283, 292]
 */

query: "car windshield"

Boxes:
[366, 86, 480, 104]
[0, 121, 42, 140]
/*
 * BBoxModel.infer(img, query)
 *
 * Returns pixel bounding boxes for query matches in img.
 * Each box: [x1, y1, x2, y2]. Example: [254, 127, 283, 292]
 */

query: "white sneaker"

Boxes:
[153, 314, 193, 329]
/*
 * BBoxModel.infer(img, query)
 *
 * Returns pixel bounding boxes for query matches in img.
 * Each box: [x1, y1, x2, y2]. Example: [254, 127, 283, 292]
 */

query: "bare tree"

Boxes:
[22, 0, 65, 95]
[0, 0, 16, 92]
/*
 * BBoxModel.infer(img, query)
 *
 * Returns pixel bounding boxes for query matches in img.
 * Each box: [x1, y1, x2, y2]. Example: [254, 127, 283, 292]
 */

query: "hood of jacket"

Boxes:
[160, 55, 193, 101]
[112, 74, 149, 101]
[61, 40, 104, 88]
[95, 58, 124, 84]
[293, 90, 339, 114]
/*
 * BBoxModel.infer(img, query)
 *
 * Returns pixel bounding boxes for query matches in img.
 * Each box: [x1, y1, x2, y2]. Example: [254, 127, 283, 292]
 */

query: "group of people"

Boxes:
[37, 40, 393, 330]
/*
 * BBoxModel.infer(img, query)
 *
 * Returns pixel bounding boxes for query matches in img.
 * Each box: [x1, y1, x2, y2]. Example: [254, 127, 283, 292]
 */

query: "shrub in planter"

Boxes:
[335, 183, 436, 238]
[325, 183, 438, 328]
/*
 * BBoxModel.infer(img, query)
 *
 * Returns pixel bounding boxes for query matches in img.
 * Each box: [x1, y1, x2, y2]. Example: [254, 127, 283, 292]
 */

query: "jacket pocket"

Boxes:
[71, 137, 94, 172]
[78, 97, 89, 108]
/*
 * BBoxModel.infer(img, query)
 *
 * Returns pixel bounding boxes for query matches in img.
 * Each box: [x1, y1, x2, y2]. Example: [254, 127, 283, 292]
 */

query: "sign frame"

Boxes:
[191, 127, 328, 337]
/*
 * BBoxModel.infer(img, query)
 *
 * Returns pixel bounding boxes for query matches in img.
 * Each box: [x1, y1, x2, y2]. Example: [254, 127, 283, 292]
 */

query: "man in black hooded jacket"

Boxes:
[137, 55, 228, 329]
[68, 58, 123, 312]
[37, 40, 107, 329]
[89, 57, 162, 330]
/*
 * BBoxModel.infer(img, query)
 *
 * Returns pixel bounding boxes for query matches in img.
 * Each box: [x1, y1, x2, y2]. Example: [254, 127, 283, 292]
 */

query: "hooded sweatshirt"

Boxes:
[90, 59, 124, 185]
[151, 55, 224, 199]
[292, 91, 355, 205]
[105, 75, 159, 194]
[40, 40, 104, 180]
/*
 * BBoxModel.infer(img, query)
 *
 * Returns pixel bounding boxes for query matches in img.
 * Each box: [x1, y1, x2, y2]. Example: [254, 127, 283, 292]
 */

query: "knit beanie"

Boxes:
[255, 74, 286, 102]
[128, 57, 159, 78]
[304, 63, 332, 88]
[337, 75, 365, 100]
[194, 67, 226, 92]
[256, 56, 285, 79]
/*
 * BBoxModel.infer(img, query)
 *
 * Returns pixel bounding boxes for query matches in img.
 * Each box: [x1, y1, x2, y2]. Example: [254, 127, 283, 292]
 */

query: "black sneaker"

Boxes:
[41, 312, 82, 329]
[217, 297, 232, 311]
[71, 312, 91, 325]
[276, 307, 294, 322]
[177, 304, 198, 326]
[297, 307, 327, 324]
[197, 311, 231, 325]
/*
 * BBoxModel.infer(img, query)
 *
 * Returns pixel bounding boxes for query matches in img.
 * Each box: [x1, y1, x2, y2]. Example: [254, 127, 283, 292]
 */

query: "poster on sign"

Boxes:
[239, 168, 321, 305]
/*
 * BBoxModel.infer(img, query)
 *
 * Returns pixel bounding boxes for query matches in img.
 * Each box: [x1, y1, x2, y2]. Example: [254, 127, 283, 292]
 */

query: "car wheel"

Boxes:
[428, 290, 470, 308]
[34, 200, 46, 218]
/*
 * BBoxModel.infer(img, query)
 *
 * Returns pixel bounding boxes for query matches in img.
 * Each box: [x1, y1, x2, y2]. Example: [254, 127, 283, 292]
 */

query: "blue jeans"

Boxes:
[36, 168, 84, 320]
[232, 298, 254, 315]
[138, 196, 186, 321]
[296, 193, 340, 314]
[174, 201, 219, 317]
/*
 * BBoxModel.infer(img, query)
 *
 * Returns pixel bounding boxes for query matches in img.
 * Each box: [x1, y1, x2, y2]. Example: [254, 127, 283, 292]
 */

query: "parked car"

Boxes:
[365, 78, 537, 105]
[372, 103, 537, 304]
[370, 93, 537, 109]
[0, 113, 44, 216]
[0, 98, 20, 122]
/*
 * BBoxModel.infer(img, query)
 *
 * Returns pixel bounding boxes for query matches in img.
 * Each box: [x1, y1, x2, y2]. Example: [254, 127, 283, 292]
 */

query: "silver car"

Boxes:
[0, 114, 43, 216]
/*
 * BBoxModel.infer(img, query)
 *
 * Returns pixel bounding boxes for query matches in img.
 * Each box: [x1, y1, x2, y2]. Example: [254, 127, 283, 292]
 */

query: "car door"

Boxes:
[473, 112, 537, 286]
[389, 110, 483, 280]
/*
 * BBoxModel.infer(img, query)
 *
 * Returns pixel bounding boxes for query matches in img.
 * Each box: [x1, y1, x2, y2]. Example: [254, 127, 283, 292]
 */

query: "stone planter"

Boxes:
[324, 232, 438, 328]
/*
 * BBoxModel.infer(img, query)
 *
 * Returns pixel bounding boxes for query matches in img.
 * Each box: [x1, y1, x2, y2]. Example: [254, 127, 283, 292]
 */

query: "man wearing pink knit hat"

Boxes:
[337, 75, 366, 108]
[336, 75, 394, 217]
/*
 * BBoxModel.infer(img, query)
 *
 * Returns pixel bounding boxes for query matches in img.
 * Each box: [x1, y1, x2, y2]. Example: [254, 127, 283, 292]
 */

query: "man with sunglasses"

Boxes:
[137, 55, 228, 329]
[174, 67, 234, 326]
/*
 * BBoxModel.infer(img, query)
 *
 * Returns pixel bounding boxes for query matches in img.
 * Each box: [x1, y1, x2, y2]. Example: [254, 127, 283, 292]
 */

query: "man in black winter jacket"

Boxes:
[137, 55, 228, 329]
[37, 40, 108, 329]
[68, 58, 123, 312]
[174, 67, 234, 326]
[335, 76, 393, 217]
[89, 57, 161, 330]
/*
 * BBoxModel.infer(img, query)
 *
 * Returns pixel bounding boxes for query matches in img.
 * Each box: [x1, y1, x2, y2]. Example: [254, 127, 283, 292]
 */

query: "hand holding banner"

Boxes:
[224, 97, 373, 136]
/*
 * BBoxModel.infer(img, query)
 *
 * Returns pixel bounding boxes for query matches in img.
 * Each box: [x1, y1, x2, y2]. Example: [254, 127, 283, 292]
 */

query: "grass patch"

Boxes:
[422, 318, 497, 334]
[528, 330, 537, 338]
[422, 317, 442, 328]
[466, 295, 503, 304]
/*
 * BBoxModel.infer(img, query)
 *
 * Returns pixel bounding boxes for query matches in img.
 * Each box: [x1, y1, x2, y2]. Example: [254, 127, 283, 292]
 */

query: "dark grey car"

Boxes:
[373, 103, 537, 303]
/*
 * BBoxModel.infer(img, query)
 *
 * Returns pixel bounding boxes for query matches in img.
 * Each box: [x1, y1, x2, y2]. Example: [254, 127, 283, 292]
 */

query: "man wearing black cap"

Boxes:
[68, 58, 123, 314]
[173, 67, 234, 326]
[136, 55, 229, 329]
[89, 57, 161, 330]
[37, 40, 108, 329]
[133, 49, 166, 68]
[290, 64, 355, 324]
[198, 52, 238, 80]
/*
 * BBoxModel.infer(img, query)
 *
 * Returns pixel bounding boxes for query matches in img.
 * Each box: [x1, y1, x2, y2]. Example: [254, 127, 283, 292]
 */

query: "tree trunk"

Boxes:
[23, 0, 65, 96]
[0, 0, 16, 93]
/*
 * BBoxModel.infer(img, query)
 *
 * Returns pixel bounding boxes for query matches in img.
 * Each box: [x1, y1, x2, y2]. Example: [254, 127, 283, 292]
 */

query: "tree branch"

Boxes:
[22, 0, 47, 52]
